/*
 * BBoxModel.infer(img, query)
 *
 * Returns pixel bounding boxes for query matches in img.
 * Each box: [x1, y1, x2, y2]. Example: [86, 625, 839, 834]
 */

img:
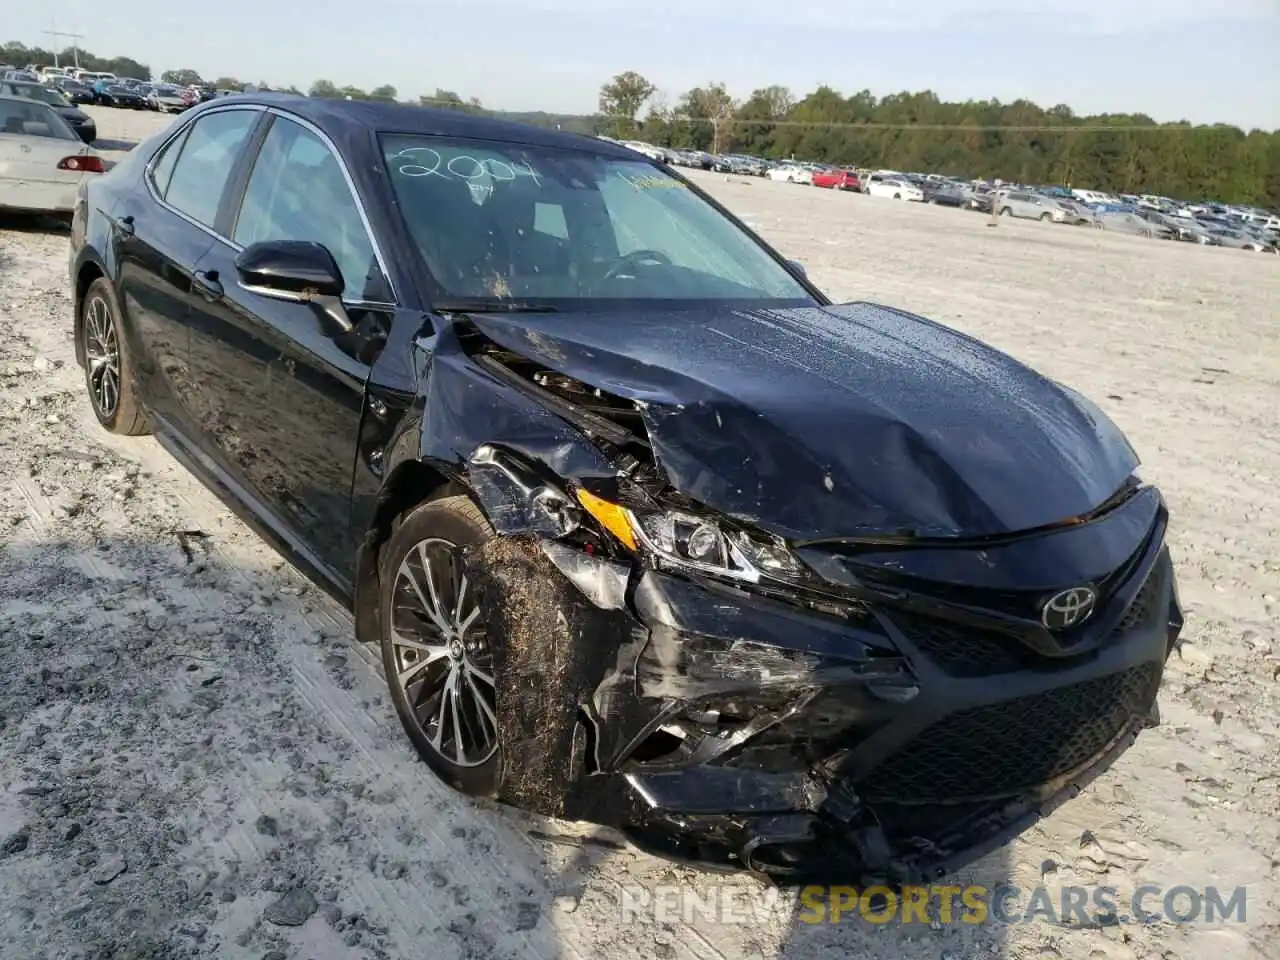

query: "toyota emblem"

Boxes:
[1041, 586, 1097, 630]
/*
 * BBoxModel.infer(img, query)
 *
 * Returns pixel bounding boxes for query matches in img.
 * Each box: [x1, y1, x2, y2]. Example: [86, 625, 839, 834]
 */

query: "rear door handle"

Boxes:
[192, 269, 223, 301]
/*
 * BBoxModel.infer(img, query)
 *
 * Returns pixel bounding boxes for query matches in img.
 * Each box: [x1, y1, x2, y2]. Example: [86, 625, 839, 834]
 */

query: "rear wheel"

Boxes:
[893, 192, 901, 200]
[379, 496, 502, 797]
[81, 278, 149, 435]
[1001, 206, 1013, 217]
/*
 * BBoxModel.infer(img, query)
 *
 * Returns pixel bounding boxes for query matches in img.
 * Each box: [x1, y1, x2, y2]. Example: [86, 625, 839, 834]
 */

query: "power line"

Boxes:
[42, 26, 85, 70]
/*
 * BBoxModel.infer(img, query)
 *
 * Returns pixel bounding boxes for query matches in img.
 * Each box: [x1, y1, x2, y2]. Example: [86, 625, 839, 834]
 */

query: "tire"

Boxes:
[893, 193, 901, 200]
[81, 278, 149, 435]
[1039, 212, 1052, 222]
[379, 495, 503, 797]
[1001, 207, 1012, 217]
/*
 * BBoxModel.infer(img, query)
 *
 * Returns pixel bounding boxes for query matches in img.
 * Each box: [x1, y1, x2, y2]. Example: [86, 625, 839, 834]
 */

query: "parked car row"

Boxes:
[762, 158, 1280, 252]
[24, 69, 212, 114]
[599, 135, 1278, 253]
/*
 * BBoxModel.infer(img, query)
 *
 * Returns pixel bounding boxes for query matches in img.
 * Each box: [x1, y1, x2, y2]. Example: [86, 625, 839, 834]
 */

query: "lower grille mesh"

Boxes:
[859, 661, 1162, 803]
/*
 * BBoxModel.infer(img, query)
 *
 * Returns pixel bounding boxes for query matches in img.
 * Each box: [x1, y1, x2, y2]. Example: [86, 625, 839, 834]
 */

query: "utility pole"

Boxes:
[43, 25, 85, 70]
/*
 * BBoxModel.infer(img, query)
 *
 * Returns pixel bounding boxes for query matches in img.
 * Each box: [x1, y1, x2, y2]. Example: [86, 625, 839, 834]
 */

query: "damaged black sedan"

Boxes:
[69, 94, 1183, 884]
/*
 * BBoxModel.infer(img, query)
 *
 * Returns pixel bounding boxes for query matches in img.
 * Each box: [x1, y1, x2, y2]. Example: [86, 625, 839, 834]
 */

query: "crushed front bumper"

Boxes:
[474, 527, 1182, 885]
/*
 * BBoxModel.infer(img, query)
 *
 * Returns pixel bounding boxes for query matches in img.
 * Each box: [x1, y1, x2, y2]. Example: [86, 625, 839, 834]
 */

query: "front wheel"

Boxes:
[379, 496, 503, 797]
[1039, 212, 1052, 221]
[1001, 207, 1012, 217]
[81, 278, 149, 435]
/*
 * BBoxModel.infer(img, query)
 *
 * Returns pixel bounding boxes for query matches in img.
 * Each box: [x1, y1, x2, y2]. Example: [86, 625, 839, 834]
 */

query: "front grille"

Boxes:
[892, 615, 1037, 677]
[859, 661, 1162, 803]
[1111, 571, 1161, 639]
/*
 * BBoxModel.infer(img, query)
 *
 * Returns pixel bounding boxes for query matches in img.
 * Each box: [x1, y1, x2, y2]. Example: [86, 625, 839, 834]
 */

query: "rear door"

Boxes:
[185, 111, 395, 577]
[111, 105, 263, 437]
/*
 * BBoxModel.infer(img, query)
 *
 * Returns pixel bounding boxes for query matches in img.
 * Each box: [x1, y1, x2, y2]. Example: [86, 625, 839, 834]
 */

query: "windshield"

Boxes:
[379, 134, 814, 307]
[10, 84, 69, 107]
[0, 98, 77, 140]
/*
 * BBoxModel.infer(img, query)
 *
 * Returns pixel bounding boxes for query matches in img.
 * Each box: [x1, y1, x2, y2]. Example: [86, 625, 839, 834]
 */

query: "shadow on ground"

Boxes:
[0, 522, 1015, 958]
[0, 212, 70, 235]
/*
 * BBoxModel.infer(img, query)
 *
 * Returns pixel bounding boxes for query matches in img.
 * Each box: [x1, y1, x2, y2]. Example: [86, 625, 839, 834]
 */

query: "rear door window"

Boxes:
[148, 126, 192, 199]
[163, 109, 258, 228]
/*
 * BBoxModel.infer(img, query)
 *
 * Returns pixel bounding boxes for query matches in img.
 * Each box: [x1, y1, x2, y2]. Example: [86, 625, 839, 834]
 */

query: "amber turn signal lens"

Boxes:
[575, 489, 637, 551]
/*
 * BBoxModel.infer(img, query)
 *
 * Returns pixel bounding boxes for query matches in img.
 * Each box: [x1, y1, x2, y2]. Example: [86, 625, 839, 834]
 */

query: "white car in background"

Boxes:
[767, 164, 812, 184]
[0, 95, 105, 218]
[866, 174, 924, 201]
[621, 140, 667, 162]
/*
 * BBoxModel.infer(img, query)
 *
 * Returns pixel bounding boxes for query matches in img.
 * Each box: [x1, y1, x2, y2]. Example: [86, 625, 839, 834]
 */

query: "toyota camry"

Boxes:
[68, 94, 1183, 884]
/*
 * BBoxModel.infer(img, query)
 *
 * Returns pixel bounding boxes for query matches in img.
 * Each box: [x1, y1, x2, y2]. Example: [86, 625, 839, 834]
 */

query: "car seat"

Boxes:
[391, 171, 509, 295]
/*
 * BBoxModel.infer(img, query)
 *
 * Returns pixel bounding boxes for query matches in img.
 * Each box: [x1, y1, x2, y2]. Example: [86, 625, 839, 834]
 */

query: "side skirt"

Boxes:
[150, 416, 356, 611]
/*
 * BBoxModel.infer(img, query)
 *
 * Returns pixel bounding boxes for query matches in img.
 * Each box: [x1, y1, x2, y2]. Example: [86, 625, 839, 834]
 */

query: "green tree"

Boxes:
[598, 71, 656, 138]
[309, 79, 341, 98]
[369, 84, 398, 102]
[214, 76, 245, 92]
[679, 82, 738, 153]
[161, 68, 203, 86]
[421, 89, 484, 113]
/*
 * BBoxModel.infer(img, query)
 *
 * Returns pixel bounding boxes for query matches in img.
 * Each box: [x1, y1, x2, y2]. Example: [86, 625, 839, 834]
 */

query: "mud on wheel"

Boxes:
[378, 495, 503, 796]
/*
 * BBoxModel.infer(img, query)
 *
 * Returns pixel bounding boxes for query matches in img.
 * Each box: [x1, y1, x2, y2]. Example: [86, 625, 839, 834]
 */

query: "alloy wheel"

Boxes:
[84, 296, 120, 419]
[389, 537, 498, 767]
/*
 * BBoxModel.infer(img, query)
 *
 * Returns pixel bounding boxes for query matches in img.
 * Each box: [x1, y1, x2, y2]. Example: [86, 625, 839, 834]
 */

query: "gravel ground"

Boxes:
[0, 105, 1276, 960]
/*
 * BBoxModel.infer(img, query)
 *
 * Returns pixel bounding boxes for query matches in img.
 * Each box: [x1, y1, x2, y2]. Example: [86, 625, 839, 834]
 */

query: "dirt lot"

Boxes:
[0, 104, 1276, 960]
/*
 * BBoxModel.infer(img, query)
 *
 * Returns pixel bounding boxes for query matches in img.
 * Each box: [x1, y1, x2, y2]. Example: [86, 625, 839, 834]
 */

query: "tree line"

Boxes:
[597, 72, 1280, 208]
[1, 41, 149, 83]
[5, 39, 1275, 207]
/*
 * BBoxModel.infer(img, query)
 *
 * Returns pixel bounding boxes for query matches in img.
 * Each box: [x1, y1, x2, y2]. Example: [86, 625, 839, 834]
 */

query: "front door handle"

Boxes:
[192, 269, 224, 301]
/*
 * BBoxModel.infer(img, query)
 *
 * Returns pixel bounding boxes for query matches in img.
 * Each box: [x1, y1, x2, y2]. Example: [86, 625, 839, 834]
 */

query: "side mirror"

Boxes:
[234, 240, 344, 298]
[234, 241, 353, 334]
[787, 259, 807, 278]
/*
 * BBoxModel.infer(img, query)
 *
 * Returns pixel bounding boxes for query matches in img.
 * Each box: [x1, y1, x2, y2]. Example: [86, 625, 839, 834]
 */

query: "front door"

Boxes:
[186, 112, 395, 578]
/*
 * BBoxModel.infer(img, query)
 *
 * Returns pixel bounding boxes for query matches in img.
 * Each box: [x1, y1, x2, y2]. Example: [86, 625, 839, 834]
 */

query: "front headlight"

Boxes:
[576, 490, 808, 585]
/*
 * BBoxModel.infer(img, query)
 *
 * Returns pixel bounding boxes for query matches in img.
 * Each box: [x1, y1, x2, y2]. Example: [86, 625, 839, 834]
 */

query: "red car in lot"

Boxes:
[812, 168, 861, 190]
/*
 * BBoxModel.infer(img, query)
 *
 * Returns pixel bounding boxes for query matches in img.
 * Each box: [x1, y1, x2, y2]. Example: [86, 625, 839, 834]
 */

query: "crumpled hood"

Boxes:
[469, 302, 1138, 540]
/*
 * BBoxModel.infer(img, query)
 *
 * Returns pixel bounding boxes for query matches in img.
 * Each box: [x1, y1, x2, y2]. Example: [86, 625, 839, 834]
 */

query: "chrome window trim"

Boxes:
[142, 103, 265, 246]
[141, 102, 398, 308]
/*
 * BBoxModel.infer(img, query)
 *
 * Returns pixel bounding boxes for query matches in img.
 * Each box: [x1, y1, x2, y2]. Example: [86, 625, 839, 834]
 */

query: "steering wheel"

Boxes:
[600, 249, 673, 281]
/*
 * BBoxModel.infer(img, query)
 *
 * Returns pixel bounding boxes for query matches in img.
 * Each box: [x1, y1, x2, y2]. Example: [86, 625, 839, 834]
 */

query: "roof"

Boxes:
[223, 92, 635, 159]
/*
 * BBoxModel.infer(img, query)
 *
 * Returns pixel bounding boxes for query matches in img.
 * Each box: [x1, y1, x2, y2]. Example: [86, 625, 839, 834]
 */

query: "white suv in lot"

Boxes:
[996, 191, 1068, 222]
[866, 174, 923, 201]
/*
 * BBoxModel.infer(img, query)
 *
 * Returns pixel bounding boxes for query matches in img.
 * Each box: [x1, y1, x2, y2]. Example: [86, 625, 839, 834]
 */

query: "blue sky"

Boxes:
[13, 0, 1280, 129]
